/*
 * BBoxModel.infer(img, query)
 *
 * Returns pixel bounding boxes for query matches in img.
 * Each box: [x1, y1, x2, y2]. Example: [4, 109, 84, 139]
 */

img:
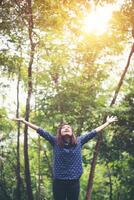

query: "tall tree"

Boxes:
[15, 61, 21, 200]
[23, 0, 35, 199]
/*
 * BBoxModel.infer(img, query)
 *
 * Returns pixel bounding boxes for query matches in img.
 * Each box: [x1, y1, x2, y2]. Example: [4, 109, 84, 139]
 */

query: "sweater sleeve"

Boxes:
[79, 130, 97, 146]
[37, 128, 56, 146]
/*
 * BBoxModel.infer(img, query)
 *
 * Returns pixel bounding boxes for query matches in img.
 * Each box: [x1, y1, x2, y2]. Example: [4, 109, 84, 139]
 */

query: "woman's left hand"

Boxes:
[106, 116, 118, 124]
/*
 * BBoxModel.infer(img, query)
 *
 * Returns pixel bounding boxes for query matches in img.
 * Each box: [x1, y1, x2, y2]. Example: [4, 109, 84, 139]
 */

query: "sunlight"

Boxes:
[83, 5, 113, 35]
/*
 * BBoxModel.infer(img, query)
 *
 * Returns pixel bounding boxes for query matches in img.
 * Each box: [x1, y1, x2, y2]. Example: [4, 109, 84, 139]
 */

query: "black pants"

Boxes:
[53, 179, 80, 200]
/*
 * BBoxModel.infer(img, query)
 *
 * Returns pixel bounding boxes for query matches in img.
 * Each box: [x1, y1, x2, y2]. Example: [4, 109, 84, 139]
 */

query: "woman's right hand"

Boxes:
[13, 118, 25, 123]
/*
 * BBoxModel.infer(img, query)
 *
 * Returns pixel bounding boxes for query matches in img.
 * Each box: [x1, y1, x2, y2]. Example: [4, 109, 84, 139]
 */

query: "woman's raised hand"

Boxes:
[13, 118, 25, 122]
[12, 118, 39, 130]
[106, 116, 118, 124]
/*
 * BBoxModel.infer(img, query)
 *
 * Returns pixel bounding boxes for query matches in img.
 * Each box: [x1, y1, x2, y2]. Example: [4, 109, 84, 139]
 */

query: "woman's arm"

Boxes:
[78, 116, 118, 146]
[95, 116, 118, 133]
[13, 118, 39, 131]
[13, 118, 55, 145]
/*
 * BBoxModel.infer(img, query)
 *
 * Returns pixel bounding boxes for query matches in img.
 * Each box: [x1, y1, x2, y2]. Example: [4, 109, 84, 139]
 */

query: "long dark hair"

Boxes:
[56, 122, 77, 147]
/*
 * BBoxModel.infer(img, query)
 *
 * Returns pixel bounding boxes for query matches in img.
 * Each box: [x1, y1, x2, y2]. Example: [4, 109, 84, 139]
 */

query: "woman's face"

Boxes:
[60, 124, 73, 137]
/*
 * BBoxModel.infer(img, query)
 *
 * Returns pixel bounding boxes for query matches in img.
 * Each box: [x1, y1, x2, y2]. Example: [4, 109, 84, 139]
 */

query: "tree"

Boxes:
[23, 0, 36, 199]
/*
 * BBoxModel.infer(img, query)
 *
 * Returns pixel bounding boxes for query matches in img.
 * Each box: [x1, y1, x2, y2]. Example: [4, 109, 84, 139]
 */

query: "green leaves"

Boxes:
[0, 0, 134, 199]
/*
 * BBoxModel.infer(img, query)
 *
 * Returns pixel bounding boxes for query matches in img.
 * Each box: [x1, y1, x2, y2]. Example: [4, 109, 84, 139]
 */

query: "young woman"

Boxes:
[14, 116, 117, 200]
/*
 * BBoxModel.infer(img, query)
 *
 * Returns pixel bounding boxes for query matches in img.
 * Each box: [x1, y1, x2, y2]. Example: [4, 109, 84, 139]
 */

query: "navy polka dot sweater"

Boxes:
[37, 128, 97, 180]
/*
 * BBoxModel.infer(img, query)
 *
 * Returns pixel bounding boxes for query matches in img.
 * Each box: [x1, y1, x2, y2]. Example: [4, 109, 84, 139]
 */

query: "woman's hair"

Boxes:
[56, 122, 77, 147]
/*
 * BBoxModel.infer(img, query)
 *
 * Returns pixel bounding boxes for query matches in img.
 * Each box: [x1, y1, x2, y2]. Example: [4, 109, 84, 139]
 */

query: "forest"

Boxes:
[0, 0, 134, 200]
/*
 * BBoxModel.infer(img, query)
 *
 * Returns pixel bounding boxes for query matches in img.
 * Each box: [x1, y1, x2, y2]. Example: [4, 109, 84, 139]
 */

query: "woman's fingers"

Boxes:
[12, 118, 24, 122]
[107, 116, 118, 123]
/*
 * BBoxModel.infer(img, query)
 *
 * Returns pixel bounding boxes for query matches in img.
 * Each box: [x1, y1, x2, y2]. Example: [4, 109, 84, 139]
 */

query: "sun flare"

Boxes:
[83, 5, 113, 35]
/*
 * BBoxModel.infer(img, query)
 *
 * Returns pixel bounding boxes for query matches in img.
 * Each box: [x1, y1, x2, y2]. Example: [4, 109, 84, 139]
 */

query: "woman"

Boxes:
[14, 116, 117, 200]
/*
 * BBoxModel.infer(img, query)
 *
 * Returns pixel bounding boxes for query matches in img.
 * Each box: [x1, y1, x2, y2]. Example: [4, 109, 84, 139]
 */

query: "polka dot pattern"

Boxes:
[37, 128, 97, 180]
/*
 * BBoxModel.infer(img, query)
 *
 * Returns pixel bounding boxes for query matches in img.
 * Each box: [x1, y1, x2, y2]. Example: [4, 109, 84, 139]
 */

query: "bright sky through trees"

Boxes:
[83, 5, 113, 35]
[83, 0, 125, 35]
[0, 0, 128, 117]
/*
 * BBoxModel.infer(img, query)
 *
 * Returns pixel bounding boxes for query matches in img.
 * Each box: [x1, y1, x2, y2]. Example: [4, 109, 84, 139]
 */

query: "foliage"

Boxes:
[0, 0, 134, 199]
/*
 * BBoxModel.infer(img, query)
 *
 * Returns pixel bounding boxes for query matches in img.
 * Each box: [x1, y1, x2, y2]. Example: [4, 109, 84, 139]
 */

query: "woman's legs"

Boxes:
[53, 179, 66, 200]
[66, 180, 80, 200]
[53, 179, 80, 200]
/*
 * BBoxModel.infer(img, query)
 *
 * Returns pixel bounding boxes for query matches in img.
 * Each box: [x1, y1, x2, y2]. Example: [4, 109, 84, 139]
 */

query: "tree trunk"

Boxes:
[37, 135, 41, 200]
[24, 1, 35, 200]
[16, 64, 21, 200]
[106, 163, 113, 200]
[86, 43, 134, 200]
